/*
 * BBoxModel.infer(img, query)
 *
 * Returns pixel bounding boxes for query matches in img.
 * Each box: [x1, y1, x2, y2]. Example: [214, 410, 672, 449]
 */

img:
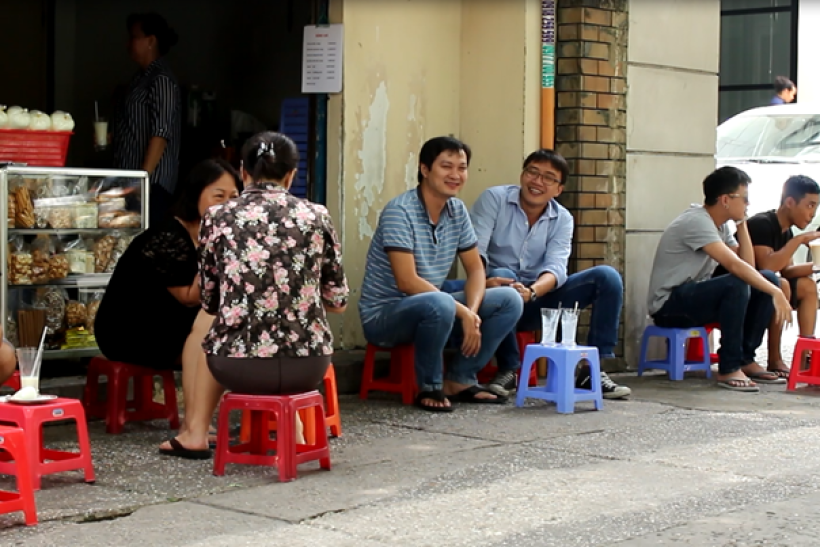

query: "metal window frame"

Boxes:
[718, 1, 800, 92]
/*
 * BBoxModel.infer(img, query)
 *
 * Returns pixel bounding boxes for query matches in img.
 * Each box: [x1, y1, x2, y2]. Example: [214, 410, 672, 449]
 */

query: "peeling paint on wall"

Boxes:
[353, 81, 390, 240]
[404, 152, 417, 190]
[405, 94, 421, 190]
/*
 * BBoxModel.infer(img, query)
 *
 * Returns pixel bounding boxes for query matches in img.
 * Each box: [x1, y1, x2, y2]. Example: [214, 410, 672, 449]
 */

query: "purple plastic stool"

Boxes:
[515, 344, 604, 414]
[637, 326, 712, 381]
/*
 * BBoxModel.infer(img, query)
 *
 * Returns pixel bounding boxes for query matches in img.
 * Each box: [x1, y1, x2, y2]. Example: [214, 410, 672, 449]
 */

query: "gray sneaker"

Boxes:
[600, 372, 632, 400]
[576, 369, 632, 400]
[486, 370, 518, 397]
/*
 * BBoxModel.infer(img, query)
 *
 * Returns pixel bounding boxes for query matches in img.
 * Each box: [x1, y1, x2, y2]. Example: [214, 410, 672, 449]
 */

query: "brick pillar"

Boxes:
[554, 0, 627, 361]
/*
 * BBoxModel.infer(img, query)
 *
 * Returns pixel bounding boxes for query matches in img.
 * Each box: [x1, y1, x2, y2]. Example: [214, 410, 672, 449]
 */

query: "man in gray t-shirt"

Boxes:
[646, 167, 792, 392]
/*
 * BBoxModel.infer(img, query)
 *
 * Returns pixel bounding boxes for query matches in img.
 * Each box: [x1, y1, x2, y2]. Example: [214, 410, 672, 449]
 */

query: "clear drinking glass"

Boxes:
[15, 348, 39, 391]
[540, 308, 562, 345]
[561, 311, 579, 346]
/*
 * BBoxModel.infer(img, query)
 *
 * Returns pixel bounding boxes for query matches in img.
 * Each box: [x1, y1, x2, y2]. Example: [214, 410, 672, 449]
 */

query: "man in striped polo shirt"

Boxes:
[359, 137, 524, 412]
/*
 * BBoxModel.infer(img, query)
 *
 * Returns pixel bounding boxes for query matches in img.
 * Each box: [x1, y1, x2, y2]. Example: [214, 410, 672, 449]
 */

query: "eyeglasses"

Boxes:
[728, 193, 750, 205]
[523, 167, 562, 186]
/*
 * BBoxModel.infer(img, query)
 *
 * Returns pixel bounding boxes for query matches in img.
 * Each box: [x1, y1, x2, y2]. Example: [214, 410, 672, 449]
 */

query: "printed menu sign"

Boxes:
[302, 25, 344, 94]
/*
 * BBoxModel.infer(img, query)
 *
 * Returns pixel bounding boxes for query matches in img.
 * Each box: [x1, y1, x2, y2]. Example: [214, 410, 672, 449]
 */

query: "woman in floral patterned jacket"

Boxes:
[160, 131, 349, 459]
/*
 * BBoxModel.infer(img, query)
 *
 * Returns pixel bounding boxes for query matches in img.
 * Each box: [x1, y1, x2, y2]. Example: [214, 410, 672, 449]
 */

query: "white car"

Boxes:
[717, 103, 820, 263]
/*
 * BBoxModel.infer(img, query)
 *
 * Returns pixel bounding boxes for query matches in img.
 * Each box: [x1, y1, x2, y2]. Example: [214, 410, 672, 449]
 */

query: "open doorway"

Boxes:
[6, 0, 326, 201]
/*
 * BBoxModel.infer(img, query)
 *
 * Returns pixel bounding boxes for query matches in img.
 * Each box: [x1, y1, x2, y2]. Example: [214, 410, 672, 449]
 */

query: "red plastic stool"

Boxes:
[83, 357, 180, 434]
[1, 371, 21, 392]
[0, 398, 95, 490]
[0, 426, 37, 526]
[238, 363, 342, 444]
[214, 391, 331, 482]
[685, 323, 719, 364]
[477, 332, 538, 386]
[360, 344, 416, 405]
[788, 336, 820, 390]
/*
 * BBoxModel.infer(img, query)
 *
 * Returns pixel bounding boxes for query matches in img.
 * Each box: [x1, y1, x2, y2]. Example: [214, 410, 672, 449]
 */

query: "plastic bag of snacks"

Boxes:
[79, 289, 105, 335]
[35, 287, 67, 334]
[94, 234, 118, 273]
[63, 238, 90, 274]
[30, 235, 52, 284]
[9, 236, 32, 285]
[12, 181, 35, 228]
[65, 300, 87, 328]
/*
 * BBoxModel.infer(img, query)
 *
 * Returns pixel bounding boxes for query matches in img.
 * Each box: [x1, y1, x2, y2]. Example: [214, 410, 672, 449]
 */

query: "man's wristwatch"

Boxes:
[528, 286, 537, 302]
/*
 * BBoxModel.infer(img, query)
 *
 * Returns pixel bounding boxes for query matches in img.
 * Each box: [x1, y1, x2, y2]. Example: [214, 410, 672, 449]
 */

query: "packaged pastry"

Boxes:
[63, 238, 88, 274]
[32, 195, 85, 229]
[65, 300, 87, 328]
[74, 203, 98, 229]
[99, 212, 141, 229]
[79, 289, 104, 335]
[9, 236, 32, 285]
[7, 194, 15, 228]
[36, 287, 67, 333]
[93, 235, 117, 273]
[30, 235, 51, 284]
[47, 206, 74, 229]
[48, 254, 69, 279]
[5, 316, 18, 347]
[14, 185, 35, 228]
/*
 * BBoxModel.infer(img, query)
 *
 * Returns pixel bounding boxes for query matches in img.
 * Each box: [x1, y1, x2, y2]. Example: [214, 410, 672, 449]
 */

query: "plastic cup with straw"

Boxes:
[93, 101, 108, 148]
[561, 301, 580, 346]
[31, 327, 48, 389]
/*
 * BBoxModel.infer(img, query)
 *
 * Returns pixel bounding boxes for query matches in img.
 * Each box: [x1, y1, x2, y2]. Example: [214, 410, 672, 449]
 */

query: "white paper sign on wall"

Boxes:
[302, 24, 344, 94]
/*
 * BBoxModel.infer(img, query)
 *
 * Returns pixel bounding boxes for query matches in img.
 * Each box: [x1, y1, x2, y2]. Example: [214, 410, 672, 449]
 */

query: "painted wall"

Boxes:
[797, 0, 820, 104]
[623, 0, 721, 362]
[327, 0, 541, 348]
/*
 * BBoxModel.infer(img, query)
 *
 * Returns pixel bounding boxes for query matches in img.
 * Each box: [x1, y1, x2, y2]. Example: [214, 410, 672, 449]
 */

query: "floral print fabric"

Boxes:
[200, 183, 349, 358]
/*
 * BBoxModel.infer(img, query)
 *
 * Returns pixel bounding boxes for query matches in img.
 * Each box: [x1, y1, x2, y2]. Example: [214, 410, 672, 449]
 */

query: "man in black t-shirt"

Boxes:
[747, 175, 820, 376]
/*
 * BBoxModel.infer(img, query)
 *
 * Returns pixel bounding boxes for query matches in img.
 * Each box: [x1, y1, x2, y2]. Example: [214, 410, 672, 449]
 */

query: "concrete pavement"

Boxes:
[2, 323, 820, 546]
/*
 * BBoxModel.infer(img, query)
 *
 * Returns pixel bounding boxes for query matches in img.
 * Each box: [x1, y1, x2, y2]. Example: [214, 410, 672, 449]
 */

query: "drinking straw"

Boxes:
[94, 101, 99, 123]
[32, 326, 47, 380]
[573, 301, 579, 314]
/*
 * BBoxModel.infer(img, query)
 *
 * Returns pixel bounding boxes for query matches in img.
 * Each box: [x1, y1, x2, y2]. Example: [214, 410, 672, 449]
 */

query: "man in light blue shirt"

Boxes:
[359, 137, 523, 412]
[443, 149, 630, 399]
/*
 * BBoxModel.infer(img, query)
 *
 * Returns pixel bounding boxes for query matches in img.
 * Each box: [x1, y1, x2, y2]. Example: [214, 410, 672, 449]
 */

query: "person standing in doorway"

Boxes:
[770, 76, 796, 105]
[112, 13, 181, 227]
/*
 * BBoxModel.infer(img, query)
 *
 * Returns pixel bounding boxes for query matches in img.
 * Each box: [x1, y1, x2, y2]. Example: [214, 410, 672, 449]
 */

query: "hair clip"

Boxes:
[256, 142, 276, 160]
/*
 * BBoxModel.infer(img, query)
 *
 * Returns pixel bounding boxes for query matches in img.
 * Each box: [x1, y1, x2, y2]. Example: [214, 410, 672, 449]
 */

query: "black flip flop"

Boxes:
[449, 385, 508, 405]
[414, 390, 454, 413]
[159, 437, 212, 460]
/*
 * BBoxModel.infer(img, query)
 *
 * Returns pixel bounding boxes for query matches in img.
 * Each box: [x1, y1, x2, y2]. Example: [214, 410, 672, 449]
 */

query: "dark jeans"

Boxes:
[361, 288, 523, 392]
[442, 265, 624, 372]
[652, 271, 779, 375]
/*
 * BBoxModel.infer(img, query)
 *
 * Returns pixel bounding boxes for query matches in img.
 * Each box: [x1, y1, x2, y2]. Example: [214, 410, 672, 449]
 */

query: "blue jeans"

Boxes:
[442, 265, 624, 372]
[361, 288, 523, 392]
[651, 272, 779, 375]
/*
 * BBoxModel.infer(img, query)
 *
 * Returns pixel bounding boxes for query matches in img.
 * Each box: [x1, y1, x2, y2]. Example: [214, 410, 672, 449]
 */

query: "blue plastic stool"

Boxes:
[637, 326, 712, 381]
[515, 344, 604, 413]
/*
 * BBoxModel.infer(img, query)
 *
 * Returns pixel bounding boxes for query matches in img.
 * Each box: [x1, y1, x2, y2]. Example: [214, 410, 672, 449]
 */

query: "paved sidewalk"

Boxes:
[0, 319, 816, 546]
[3, 363, 820, 545]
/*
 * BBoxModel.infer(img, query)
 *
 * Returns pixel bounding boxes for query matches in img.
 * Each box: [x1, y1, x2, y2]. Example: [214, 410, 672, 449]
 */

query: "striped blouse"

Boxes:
[112, 57, 181, 194]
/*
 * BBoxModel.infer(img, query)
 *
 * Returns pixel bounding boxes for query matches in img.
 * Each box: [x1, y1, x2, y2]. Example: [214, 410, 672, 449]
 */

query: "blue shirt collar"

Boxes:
[416, 185, 455, 219]
[507, 185, 558, 220]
